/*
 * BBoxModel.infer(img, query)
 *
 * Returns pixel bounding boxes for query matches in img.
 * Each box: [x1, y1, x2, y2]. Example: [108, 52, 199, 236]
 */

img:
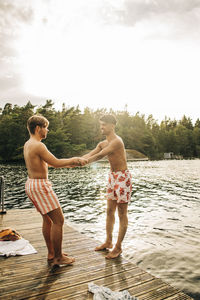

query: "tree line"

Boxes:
[0, 100, 200, 162]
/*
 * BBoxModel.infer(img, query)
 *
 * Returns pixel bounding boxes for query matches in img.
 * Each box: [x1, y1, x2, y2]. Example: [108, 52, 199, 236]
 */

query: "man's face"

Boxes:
[99, 121, 113, 135]
[38, 125, 49, 139]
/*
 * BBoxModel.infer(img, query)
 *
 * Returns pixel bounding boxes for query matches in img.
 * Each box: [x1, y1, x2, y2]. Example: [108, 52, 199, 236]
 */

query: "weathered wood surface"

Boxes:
[0, 209, 193, 300]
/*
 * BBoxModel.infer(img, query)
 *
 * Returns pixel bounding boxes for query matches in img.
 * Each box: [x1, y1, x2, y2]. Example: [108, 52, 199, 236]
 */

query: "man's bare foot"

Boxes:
[53, 255, 75, 266]
[47, 253, 68, 265]
[95, 242, 113, 251]
[105, 247, 122, 259]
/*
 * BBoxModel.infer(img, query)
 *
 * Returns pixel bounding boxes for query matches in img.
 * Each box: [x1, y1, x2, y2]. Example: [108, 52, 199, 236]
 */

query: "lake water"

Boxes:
[0, 160, 200, 299]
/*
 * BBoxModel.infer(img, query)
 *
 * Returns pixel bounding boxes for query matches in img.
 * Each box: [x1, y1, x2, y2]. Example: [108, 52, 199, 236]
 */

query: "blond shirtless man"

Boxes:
[24, 115, 87, 266]
[83, 114, 132, 259]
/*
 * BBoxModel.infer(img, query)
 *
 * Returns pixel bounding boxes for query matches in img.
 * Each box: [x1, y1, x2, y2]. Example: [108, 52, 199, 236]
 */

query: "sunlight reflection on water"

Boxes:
[1, 160, 200, 299]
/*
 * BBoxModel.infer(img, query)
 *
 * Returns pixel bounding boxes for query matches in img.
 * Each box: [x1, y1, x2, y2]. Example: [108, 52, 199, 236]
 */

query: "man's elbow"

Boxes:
[49, 158, 61, 168]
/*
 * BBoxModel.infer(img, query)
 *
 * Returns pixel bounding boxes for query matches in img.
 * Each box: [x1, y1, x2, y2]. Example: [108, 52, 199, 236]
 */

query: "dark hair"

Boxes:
[99, 114, 117, 125]
[27, 115, 49, 134]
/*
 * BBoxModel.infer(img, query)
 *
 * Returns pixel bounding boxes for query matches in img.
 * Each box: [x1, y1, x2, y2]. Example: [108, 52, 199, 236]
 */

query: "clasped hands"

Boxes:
[73, 157, 88, 167]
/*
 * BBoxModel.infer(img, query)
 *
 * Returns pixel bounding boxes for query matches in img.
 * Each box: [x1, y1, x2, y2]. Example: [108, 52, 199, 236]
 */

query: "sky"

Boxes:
[0, 0, 200, 123]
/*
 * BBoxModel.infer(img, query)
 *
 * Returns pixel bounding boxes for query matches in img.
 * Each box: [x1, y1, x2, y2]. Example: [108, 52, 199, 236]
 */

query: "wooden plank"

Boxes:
[0, 209, 193, 300]
[67, 279, 165, 300]
[0, 249, 136, 280]
[138, 284, 183, 300]
[57, 280, 165, 300]
[1, 266, 147, 299]
[164, 292, 193, 300]
[0, 238, 97, 266]
[1, 260, 137, 286]
[26, 272, 154, 300]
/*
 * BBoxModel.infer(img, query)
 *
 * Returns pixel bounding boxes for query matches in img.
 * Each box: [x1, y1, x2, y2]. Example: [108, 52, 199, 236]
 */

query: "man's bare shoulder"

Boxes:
[116, 135, 124, 143]
[111, 135, 124, 147]
[98, 136, 124, 153]
[98, 140, 108, 149]
[24, 139, 46, 152]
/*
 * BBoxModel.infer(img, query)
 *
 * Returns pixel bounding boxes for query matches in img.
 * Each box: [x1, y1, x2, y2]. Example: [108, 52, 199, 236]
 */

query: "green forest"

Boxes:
[0, 100, 200, 162]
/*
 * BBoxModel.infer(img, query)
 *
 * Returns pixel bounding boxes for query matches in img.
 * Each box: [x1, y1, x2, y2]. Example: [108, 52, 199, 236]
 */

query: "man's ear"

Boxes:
[35, 125, 40, 133]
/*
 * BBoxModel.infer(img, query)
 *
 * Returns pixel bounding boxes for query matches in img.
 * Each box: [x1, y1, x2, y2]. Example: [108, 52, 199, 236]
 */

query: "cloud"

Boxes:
[0, 0, 33, 24]
[100, 0, 200, 39]
[0, 0, 33, 47]
[0, 90, 47, 110]
[0, 0, 200, 122]
[0, 0, 34, 104]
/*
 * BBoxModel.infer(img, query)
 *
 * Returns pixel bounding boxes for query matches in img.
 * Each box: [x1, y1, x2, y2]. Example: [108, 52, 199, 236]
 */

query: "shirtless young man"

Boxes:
[24, 115, 87, 266]
[83, 114, 132, 259]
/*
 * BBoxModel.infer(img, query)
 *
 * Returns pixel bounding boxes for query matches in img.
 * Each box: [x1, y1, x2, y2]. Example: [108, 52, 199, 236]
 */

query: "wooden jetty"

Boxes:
[0, 209, 193, 300]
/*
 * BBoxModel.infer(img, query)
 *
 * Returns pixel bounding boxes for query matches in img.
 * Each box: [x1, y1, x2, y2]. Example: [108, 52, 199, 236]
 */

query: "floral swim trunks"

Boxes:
[107, 170, 132, 204]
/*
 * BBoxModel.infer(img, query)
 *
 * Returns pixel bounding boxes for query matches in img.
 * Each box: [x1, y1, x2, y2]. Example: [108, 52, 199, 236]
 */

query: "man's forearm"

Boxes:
[82, 151, 97, 159]
[52, 158, 79, 168]
[88, 153, 104, 164]
[51, 158, 72, 168]
[82, 153, 91, 159]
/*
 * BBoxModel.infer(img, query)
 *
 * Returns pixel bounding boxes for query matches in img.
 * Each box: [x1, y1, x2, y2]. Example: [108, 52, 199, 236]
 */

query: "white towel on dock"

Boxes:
[88, 282, 137, 300]
[0, 238, 37, 256]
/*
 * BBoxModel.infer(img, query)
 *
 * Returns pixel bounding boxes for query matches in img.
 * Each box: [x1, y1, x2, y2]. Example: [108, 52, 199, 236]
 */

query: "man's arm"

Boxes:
[38, 143, 87, 167]
[87, 140, 120, 164]
[82, 143, 102, 159]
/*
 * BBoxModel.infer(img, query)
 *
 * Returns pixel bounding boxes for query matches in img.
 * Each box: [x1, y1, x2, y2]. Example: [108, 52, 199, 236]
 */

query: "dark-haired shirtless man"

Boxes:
[83, 114, 132, 259]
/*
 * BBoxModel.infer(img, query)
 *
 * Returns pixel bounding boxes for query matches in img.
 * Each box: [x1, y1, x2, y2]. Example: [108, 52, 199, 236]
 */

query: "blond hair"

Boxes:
[27, 115, 49, 134]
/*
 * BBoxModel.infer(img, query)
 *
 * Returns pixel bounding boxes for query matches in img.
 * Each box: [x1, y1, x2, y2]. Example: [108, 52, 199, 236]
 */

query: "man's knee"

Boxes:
[43, 215, 53, 225]
[47, 208, 64, 226]
[107, 206, 115, 217]
[54, 215, 64, 226]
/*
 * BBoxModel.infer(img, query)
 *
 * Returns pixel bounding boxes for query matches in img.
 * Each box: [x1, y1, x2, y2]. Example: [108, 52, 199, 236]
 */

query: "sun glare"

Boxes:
[15, 0, 200, 120]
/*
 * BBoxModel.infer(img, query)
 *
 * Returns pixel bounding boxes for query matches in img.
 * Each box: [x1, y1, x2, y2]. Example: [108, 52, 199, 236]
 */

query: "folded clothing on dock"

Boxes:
[0, 228, 37, 256]
[0, 228, 21, 241]
[0, 238, 37, 256]
[88, 282, 137, 300]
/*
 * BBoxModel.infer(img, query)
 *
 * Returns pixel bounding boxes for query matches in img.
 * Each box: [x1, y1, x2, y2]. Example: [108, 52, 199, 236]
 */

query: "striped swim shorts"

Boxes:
[107, 170, 132, 204]
[25, 178, 60, 215]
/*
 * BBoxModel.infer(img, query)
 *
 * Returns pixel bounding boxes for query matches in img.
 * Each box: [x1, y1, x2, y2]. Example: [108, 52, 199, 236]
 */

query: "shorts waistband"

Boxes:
[110, 169, 130, 175]
[26, 178, 50, 182]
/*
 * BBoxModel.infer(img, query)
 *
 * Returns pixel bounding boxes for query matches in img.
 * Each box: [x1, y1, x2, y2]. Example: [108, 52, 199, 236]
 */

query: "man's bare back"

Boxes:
[24, 139, 49, 179]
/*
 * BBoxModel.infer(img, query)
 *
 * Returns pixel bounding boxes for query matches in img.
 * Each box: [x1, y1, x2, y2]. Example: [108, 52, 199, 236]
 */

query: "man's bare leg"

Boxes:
[47, 207, 75, 265]
[42, 213, 68, 264]
[95, 200, 117, 251]
[42, 214, 54, 260]
[106, 203, 128, 259]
